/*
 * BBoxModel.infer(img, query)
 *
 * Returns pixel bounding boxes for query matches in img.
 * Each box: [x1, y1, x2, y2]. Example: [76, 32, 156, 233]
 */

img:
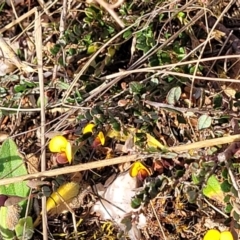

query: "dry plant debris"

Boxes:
[1, 0, 240, 239]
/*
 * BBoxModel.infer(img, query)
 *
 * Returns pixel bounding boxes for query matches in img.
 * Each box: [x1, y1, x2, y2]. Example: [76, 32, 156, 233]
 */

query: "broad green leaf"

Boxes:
[0, 139, 29, 239]
[203, 175, 224, 204]
[166, 86, 181, 105]
[15, 217, 34, 240]
[198, 115, 212, 130]
[0, 139, 29, 200]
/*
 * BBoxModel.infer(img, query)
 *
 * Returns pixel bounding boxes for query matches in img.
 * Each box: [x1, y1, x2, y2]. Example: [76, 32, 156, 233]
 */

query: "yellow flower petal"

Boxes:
[92, 131, 105, 148]
[203, 229, 221, 240]
[129, 161, 151, 178]
[82, 123, 95, 134]
[220, 231, 233, 240]
[98, 131, 105, 145]
[146, 133, 165, 150]
[106, 129, 129, 142]
[49, 135, 68, 153]
[65, 141, 72, 164]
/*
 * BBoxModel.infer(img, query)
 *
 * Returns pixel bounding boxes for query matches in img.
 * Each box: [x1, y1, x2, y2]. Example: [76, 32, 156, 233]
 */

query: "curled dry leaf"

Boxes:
[118, 99, 129, 107]
[0, 36, 34, 75]
[26, 154, 39, 174]
[0, 59, 16, 76]
[4, 196, 26, 207]
[26, 180, 50, 189]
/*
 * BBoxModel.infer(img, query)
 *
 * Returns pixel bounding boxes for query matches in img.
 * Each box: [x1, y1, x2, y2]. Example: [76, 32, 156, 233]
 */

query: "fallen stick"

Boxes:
[0, 134, 240, 186]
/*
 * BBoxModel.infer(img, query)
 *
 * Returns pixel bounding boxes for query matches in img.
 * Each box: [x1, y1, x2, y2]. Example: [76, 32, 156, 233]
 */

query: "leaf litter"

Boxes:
[1, 0, 240, 239]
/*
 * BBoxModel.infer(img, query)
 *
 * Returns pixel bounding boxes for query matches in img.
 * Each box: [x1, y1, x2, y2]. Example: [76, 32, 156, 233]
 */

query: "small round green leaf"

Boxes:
[166, 86, 181, 105]
[225, 203, 233, 213]
[198, 114, 212, 130]
[221, 180, 231, 193]
[131, 197, 142, 209]
[203, 175, 224, 204]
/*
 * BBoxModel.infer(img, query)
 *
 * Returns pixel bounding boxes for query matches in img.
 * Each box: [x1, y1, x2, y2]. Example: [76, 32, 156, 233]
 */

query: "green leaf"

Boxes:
[15, 217, 34, 240]
[110, 120, 121, 132]
[129, 82, 143, 94]
[213, 95, 222, 108]
[50, 44, 61, 55]
[56, 81, 70, 90]
[221, 180, 231, 193]
[0, 139, 29, 198]
[235, 92, 240, 99]
[123, 29, 132, 39]
[166, 86, 181, 105]
[224, 194, 231, 203]
[198, 114, 212, 130]
[192, 173, 200, 184]
[0, 139, 29, 239]
[131, 197, 142, 209]
[87, 44, 99, 54]
[186, 189, 197, 203]
[0, 87, 7, 97]
[14, 85, 26, 93]
[225, 204, 233, 213]
[37, 96, 48, 107]
[203, 175, 224, 204]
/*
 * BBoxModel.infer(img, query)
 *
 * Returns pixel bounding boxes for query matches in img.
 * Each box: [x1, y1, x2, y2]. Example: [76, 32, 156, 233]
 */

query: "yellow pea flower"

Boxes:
[82, 123, 95, 134]
[203, 229, 220, 240]
[220, 231, 233, 240]
[129, 161, 151, 180]
[83, 123, 105, 148]
[48, 135, 72, 163]
[203, 229, 233, 240]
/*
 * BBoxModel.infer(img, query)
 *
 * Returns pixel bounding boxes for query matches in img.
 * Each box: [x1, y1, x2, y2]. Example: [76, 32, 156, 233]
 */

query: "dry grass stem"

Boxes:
[35, 9, 47, 240]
